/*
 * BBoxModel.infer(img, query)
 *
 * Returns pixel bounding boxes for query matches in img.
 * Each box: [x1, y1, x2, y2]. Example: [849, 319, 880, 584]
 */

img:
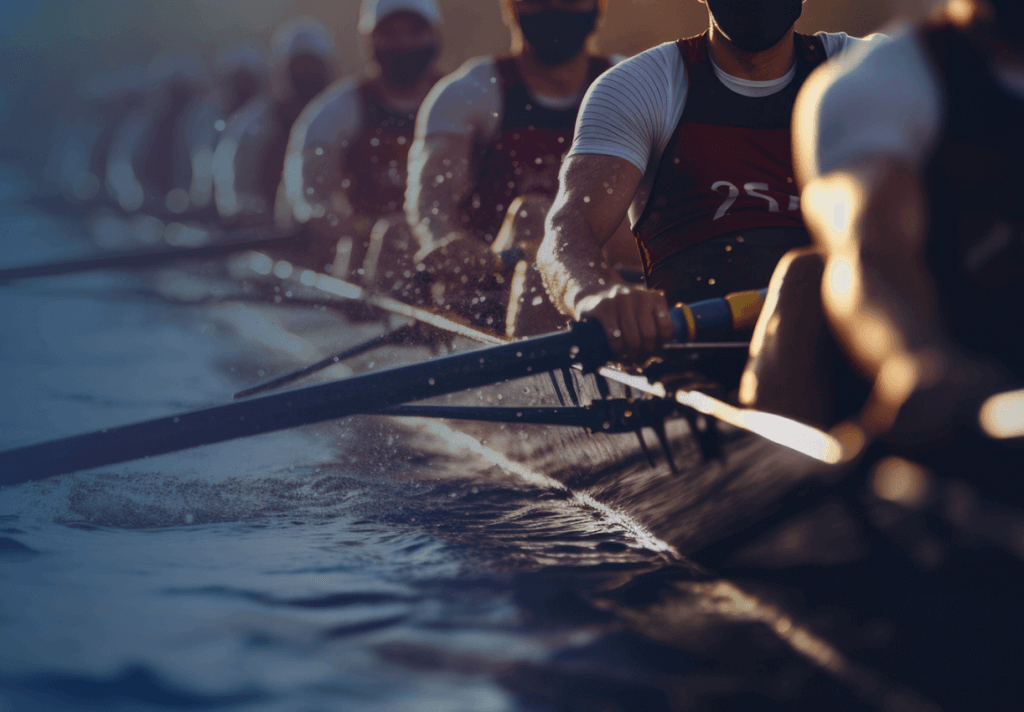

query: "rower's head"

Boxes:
[214, 45, 268, 116]
[145, 53, 207, 108]
[699, 0, 806, 54]
[359, 0, 443, 88]
[271, 18, 337, 105]
[503, 0, 606, 67]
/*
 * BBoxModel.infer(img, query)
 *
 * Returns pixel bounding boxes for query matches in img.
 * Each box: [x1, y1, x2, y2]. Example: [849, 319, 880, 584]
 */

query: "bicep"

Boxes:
[550, 154, 642, 248]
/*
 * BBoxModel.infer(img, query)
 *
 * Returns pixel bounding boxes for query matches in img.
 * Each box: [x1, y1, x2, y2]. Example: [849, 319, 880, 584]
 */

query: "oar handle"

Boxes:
[670, 289, 768, 343]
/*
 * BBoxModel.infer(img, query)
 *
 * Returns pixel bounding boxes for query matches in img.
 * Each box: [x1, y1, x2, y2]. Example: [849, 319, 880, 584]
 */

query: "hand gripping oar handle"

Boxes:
[0, 320, 612, 485]
[670, 289, 768, 343]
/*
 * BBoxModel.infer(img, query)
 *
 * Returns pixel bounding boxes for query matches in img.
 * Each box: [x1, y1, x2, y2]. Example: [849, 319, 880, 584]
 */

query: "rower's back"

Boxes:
[919, 20, 1024, 379]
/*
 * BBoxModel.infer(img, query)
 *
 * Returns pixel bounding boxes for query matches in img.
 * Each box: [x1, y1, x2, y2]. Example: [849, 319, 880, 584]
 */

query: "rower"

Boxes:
[105, 54, 209, 216]
[212, 18, 337, 227]
[188, 46, 269, 215]
[405, 0, 625, 335]
[42, 65, 145, 207]
[790, 0, 1024, 463]
[278, 0, 444, 275]
[539, 0, 881, 363]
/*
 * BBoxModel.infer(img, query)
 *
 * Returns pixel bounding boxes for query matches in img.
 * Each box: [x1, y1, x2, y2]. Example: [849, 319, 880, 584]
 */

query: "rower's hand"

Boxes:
[574, 284, 674, 363]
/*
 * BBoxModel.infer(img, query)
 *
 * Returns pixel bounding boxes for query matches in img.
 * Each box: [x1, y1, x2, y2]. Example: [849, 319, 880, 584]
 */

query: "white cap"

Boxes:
[358, 0, 443, 33]
[271, 17, 338, 64]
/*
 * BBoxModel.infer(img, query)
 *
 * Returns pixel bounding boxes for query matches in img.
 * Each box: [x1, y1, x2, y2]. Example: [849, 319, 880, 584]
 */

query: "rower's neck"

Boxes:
[706, 26, 797, 82]
[515, 49, 592, 98]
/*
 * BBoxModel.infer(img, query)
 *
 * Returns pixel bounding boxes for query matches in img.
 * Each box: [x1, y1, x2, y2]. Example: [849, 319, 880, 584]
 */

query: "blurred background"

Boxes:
[1, 0, 942, 168]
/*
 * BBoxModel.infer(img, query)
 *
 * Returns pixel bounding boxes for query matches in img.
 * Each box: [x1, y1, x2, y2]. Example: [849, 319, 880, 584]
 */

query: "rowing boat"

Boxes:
[5, 208, 1024, 709]
[112, 251, 865, 564]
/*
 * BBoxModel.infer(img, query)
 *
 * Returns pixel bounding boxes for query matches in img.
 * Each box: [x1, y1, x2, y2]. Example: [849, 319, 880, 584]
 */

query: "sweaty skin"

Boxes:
[540, 154, 673, 362]
[540, 23, 803, 362]
[794, 6, 1024, 439]
[280, 11, 442, 275]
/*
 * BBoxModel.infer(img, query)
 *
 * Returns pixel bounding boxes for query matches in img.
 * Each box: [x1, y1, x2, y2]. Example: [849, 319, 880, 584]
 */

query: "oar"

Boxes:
[0, 226, 299, 284]
[0, 320, 613, 485]
[251, 253, 766, 347]
[242, 251, 507, 346]
[232, 323, 421, 399]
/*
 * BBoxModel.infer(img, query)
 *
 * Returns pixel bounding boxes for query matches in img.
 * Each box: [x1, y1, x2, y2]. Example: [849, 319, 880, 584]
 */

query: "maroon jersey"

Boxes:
[460, 56, 612, 243]
[342, 81, 420, 217]
[634, 33, 827, 304]
[920, 22, 1024, 378]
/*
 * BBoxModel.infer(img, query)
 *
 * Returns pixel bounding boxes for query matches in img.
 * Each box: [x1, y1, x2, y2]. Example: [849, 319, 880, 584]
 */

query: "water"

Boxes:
[4, 202, 1022, 711]
[0, 204, 710, 711]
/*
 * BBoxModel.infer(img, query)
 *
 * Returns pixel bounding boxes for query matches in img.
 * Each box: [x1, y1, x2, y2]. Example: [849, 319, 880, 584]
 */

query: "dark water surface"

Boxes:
[0, 203, 704, 711]
[0, 200, 999, 711]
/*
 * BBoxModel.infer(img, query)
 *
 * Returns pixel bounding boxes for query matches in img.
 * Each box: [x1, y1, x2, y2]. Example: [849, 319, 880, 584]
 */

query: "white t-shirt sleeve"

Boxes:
[213, 96, 277, 219]
[281, 79, 362, 223]
[418, 57, 501, 141]
[568, 42, 686, 175]
[800, 29, 943, 180]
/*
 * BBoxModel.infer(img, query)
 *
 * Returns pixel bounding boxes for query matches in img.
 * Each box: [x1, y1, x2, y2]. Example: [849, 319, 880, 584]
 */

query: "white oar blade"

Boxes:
[676, 391, 845, 465]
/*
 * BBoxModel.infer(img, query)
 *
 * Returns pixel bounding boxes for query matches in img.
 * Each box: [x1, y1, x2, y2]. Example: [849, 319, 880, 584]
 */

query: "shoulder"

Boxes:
[583, 41, 684, 104]
[797, 27, 944, 177]
[292, 77, 362, 148]
[419, 56, 500, 135]
[602, 41, 683, 84]
[816, 31, 890, 59]
[806, 28, 940, 119]
[425, 56, 499, 105]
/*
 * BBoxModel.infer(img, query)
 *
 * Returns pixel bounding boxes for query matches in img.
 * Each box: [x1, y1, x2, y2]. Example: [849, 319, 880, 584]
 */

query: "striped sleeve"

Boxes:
[568, 42, 687, 175]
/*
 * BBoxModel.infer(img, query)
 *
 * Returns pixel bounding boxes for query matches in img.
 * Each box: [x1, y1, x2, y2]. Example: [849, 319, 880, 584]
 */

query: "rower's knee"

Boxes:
[491, 194, 552, 259]
[360, 216, 416, 292]
[505, 259, 569, 338]
[740, 248, 832, 426]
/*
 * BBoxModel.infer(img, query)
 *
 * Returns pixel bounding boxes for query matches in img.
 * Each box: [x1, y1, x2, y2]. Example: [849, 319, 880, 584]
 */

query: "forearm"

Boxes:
[405, 136, 473, 253]
[540, 204, 626, 319]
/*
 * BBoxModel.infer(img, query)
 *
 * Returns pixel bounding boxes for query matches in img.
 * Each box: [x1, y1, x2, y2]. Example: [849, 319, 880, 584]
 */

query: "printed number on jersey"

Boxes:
[712, 181, 799, 221]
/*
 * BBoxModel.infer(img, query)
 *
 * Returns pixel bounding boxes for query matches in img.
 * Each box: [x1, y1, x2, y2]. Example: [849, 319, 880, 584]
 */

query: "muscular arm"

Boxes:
[276, 83, 362, 271]
[803, 160, 943, 383]
[404, 132, 475, 256]
[540, 154, 672, 361]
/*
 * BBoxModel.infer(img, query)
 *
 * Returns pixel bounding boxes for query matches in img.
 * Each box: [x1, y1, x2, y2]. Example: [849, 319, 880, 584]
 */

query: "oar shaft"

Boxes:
[0, 320, 610, 485]
[232, 324, 419, 399]
[0, 228, 295, 284]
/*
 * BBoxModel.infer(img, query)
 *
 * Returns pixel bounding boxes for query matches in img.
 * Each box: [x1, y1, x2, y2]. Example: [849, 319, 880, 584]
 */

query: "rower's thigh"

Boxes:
[361, 215, 417, 292]
[491, 194, 552, 259]
[740, 248, 834, 426]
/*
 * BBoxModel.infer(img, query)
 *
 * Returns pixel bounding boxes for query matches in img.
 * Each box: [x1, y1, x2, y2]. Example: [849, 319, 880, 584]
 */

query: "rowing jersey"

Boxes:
[280, 76, 437, 270]
[418, 54, 613, 244]
[801, 23, 1024, 378]
[570, 31, 881, 304]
